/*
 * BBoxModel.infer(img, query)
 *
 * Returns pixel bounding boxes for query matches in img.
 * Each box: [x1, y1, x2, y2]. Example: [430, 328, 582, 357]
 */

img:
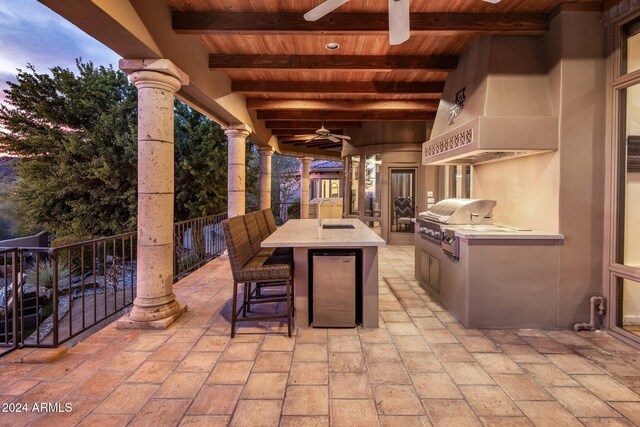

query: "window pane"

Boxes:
[617, 84, 640, 267]
[349, 156, 360, 215]
[618, 276, 640, 338]
[364, 154, 381, 220]
[623, 18, 640, 75]
[391, 169, 415, 233]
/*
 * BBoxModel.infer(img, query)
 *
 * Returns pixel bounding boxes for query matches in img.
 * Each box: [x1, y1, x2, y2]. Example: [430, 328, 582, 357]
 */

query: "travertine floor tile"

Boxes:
[381, 311, 412, 323]
[374, 385, 424, 415]
[331, 399, 378, 427]
[127, 361, 177, 384]
[520, 363, 579, 387]
[77, 413, 133, 427]
[279, 416, 329, 426]
[179, 415, 230, 426]
[206, 361, 253, 385]
[293, 343, 328, 362]
[296, 328, 328, 344]
[380, 415, 433, 427]
[443, 362, 495, 385]
[328, 352, 365, 373]
[393, 335, 431, 353]
[521, 336, 571, 354]
[516, 401, 583, 427]
[94, 383, 158, 414]
[261, 335, 295, 352]
[221, 342, 260, 361]
[402, 352, 444, 373]
[473, 353, 523, 374]
[328, 335, 362, 353]
[188, 385, 242, 415]
[546, 354, 603, 374]
[387, 322, 421, 336]
[411, 372, 463, 399]
[241, 372, 288, 399]
[547, 386, 621, 418]
[574, 375, 640, 402]
[229, 399, 283, 427]
[459, 385, 522, 416]
[128, 398, 190, 427]
[368, 362, 412, 385]
[492, 374, 553, 401]
[498, 345, 547, 364]
[608, 402, 640, 425]
[431, 343, 474, 362]
[363, 343, 402, 363]
[154, 372, 207, 399]
[253, 351, 292, 372]
[177, 352, 219, 372]
[192, 335, 230, 352]
[329, 372, 372, 398]
[289, 361, 328, 385]
[360, 328, 394, 343]
[423, 399, 481, 427]
[478, 416, 533, 427]
[68, 371, 128, 400]
[458, 336, 500, 353]
[283, 386, 329, 416]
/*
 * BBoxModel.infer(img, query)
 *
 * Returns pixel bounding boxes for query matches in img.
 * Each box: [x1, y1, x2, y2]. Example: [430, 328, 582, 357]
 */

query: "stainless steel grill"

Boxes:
[416, 198, 496, 259]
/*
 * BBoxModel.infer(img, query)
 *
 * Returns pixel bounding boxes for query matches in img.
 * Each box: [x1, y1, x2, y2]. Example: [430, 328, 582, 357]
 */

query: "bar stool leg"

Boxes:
[286, 277, 292, 337]
[242, 283, 248, 317]
[231, 281, 238, 338]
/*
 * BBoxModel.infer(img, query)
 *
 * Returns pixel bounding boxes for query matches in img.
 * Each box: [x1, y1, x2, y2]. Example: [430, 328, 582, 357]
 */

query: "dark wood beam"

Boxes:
[265, 121, 362, 129]
[258, 109, 435, 121]
[209, 55, 457, 71]
[174, 12, 548, 36]
[234, 81, 445, 95]
[271, 129, 344, 136]
[248, 98, 438, 111]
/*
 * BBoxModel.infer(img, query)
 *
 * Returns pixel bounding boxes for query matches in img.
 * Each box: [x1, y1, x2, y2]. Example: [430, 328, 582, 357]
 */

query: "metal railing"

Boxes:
[1, 232, 136, 352]
[271, 202, 300, 225]
[0, 213, 228, 355]
[173, 212, 228, 282]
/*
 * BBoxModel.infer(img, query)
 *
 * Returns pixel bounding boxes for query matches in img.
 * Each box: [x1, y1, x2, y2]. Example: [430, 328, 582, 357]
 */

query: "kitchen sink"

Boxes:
[322, 224, 355, 230]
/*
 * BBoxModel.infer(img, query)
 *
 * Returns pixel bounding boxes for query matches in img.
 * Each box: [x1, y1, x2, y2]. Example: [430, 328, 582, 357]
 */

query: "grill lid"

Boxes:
[419, 198, 496, 224]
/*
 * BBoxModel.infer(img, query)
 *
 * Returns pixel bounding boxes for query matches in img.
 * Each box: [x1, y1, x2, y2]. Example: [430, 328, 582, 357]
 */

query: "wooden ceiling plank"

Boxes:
[258, 109, 435, 121]
[209, 54, 457, 71]
[247, 98, 439, 110]
[233, 81, 445, 94]
[174, 12, 549, 35]
[265, 121, 362, 129]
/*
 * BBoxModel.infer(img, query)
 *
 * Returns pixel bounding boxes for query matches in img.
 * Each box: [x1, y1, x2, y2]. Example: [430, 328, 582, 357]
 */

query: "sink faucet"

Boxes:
[318, 199, 335, 227]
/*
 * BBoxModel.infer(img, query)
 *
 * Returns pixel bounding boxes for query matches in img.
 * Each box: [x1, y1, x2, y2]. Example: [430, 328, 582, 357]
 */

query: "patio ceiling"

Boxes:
[168, 0, 604, 152]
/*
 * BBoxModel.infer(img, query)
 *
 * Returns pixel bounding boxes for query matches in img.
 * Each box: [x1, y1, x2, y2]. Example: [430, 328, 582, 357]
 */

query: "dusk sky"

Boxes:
[0, 0, 120, 106]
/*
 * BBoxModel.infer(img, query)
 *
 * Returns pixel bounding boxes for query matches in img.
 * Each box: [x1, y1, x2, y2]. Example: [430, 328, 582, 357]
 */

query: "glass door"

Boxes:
[389, 169, 416, 235]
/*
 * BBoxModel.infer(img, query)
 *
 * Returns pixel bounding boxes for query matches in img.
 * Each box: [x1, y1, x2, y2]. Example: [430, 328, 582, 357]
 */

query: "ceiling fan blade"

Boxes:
[294, 134, 316, 138]
[304, 136, 322, 143]
[328, 134, 351, 140]
[328, 136, 341, 143]
[304, 0, 349, 22]
[389, 0, 410, 46]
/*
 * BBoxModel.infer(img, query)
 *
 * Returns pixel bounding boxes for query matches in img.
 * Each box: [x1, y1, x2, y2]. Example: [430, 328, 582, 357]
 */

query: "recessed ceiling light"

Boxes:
[325, 42, 340, 50]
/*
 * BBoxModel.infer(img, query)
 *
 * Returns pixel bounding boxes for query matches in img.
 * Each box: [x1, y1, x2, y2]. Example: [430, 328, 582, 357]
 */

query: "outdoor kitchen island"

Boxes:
[262, 218, 385, 328]
[416, 224, 565, 329]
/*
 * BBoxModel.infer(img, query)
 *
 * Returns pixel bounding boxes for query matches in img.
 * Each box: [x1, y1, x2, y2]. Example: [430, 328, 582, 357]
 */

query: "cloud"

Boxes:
[0, 0, 121, 105]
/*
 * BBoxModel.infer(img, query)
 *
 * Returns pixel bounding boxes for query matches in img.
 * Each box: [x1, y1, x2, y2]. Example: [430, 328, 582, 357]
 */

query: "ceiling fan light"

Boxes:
[482, 0, 502, 4]
[325, 42, 340, 50]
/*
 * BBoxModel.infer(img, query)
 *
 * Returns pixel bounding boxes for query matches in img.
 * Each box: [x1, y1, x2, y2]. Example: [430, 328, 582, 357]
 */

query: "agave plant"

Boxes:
[27, 258, 72, 290]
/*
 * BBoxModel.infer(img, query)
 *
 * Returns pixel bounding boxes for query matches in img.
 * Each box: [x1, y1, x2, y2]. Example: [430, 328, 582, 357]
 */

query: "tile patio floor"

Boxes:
[1, 245, 640, 426]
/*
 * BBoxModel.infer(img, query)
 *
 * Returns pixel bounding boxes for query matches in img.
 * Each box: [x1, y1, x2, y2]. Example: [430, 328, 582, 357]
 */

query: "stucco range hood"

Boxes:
[422, 115, 558, 166]
[422, 37, 559, 166]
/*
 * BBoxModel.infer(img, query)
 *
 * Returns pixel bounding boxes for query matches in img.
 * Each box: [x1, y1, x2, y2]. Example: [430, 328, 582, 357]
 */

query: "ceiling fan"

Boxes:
[294, 123, 352, 144]
[304, 0, 502, 45]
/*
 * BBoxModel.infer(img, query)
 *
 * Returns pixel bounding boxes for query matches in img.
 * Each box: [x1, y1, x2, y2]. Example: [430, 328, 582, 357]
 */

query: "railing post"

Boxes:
[11, 250, 18, 348]
[51, 251, 59, 347]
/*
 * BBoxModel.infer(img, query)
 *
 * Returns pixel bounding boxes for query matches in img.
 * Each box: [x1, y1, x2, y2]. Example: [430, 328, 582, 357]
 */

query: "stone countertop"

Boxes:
[445, 224, 564, 240]
[262, 218, 386, 248]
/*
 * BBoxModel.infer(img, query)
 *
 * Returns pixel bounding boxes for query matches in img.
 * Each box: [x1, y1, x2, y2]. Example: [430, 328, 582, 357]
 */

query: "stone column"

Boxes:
[299, 157, 313, 219]
[118, 59, 188, 329]
[258, 147, 273, 210]
[225, 125, 251, 218]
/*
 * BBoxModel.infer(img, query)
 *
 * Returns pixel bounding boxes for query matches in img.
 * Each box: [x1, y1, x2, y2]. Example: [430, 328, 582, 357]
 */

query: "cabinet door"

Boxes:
[420, 250, 431, 286]
[429, 256, 440, 293]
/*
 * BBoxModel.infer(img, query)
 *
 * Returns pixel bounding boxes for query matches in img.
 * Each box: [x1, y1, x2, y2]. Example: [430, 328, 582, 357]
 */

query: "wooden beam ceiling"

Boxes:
[247, 98, 438, 110]
[233, 81, 445, 95]
[265, 121, 362, 129]
[258, 110, 435, 121]
[174, 12, 549, 36]
[209, 55, 457, 71]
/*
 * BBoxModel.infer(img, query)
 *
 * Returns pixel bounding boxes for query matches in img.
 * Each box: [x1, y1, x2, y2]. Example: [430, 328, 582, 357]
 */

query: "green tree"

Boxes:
[174, 101, 259, 220]
[0, 60, 260, 240]
[0, 61, 138, 240]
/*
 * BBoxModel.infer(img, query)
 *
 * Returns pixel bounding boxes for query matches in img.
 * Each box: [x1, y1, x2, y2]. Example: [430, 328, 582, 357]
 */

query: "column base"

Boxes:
[117, 303, 187, 330]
